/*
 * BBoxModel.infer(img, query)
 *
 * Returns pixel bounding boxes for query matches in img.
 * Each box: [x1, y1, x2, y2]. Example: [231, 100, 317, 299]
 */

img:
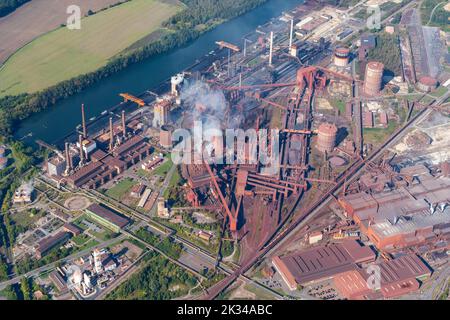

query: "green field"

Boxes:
[105, 177, 137, 200]
[364, 122, 398, 145]
[153, 156, 173, 176]
[0, 0, 181, 97]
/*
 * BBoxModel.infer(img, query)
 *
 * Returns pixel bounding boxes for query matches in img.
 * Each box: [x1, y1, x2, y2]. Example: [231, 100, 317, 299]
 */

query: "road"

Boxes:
[406, 264, 450, 300]
[203, 100, 435, 299]
[426, 1, 447, 25]
[0, 235, 125, 291]
[201, 0, 429, 299]
[1, 0, 436, 300]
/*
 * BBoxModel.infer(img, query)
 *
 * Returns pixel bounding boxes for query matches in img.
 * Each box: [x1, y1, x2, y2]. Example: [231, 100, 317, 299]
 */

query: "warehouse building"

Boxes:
[85, 204, 130, 232]
[60, 131, 152, 189]
[36, 232, 71, 259]
[339, 165, 450, 252]
[49, 271, 68, 294]
[334, 254, 432, 299]
[272, 240, 376, 290]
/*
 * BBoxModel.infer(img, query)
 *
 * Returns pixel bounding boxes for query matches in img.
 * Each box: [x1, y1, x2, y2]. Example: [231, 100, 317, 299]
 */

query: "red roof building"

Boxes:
[334, 254, 432, 299]
[272, 240, 375, 289]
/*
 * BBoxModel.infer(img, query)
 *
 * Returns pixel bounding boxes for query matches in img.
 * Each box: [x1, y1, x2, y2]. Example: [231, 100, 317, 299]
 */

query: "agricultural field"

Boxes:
[0, 0, 120, 65]
[0, 0, 182, 97]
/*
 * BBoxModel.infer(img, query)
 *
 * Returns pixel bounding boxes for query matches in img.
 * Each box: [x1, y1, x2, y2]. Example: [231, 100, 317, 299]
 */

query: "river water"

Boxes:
[15, 0, 304, 145]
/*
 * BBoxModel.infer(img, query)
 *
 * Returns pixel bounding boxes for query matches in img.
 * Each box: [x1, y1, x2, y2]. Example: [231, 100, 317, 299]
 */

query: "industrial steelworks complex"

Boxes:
[28, 0, 450, 301]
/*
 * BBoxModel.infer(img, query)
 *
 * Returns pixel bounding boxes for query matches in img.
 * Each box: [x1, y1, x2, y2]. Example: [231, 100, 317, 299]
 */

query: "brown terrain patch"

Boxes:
[0, 0, 120, 65]
[64, 196, 91, 211]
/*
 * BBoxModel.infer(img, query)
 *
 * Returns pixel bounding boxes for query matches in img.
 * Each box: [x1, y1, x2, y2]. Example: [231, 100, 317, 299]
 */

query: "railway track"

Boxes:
[203, 104, 434, 299]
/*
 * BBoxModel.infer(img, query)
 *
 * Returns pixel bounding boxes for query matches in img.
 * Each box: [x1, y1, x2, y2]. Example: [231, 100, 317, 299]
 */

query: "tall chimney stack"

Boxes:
[109, 117, 114, 151]
[121, 110, 126, 137]
[81, 104, 87, 138]
[65, 142, 72, 173]
[79, 134, 85, 164]
[289, 19, 294, 50]
[269, 31, 274, 67]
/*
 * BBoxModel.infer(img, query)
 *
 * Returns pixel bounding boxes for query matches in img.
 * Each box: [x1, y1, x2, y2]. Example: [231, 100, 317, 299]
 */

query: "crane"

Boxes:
[119, 93, 145, 107]
[203, 161, 239, 232]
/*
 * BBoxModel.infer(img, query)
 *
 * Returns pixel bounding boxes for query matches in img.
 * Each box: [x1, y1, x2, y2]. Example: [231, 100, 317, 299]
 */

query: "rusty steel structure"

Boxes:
[179, 64, 363, 246]
[119, 93, 146, 107]
[363, 61, 384, 96]
[215, 41, 240, 52]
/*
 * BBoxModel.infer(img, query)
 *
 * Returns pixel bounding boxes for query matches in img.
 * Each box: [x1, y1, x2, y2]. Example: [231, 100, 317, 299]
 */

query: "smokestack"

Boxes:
[121, 110, 126, 137]
[81, 104, 87, 138]
[79, 134, 85, 164]
[289, 19, 294, 50]
[244, 39, 247, 57]
[65, 142, 72, 172]
[269, 31, 274, 67]
[109, 117, 114, 151]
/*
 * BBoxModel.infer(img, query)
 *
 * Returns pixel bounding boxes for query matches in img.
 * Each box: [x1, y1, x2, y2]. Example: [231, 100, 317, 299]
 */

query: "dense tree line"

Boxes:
[0, 0, 29, 17]
[20, 277, 32, 300]
[421, 0, 450, 26]
[367, 32, 402, 77]
[0, 284, 19, 300]
[15, 245, 73, 275]
[165, 0, 267, 29]
[0, 254, 9, 281]
[0, 0, 269, 136]
[430, 4, 450, 26]
[107, 252, 198, 300]
[135, 227, 184, 260]
[0, 141, 35, 252]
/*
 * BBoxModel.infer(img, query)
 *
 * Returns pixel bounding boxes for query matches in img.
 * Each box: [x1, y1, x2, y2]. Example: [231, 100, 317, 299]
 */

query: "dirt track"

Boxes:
[0, 0, 118, 65]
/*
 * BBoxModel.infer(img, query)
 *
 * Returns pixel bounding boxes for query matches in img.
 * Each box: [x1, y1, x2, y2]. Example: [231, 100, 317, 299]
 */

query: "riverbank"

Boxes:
[0, 0, 182, 97]
[0, 0, 270, 136]
[11, 0, 304, 146]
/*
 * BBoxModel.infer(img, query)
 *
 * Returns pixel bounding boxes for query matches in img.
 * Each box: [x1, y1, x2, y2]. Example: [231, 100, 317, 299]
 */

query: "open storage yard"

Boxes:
[0, 0, 182, 97]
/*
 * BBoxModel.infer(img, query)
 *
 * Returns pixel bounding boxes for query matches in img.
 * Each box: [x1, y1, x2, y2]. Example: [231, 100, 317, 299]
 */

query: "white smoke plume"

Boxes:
[180, 80, 227, 130]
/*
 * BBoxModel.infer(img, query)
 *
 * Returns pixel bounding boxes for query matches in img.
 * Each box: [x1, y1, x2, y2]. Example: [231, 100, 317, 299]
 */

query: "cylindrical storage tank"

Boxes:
[317, 123, 338, 153]
[0, 157, 7, 170]
[363, 61, 384, 96]
[416, 76, 438, 93]
[160, 125, 174, 149]
[0, 146, 5, 157]
[334, 47, 350, 67]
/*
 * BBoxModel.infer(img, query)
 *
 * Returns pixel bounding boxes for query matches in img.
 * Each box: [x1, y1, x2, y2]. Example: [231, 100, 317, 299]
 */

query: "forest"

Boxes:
[367, 32, 402, 77]
[0, 0, 269, 136]
[106, 252, 198, 300]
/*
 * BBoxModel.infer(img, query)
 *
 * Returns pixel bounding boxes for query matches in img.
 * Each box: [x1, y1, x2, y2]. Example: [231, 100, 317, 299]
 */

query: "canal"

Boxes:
[15, 0, 304, 145]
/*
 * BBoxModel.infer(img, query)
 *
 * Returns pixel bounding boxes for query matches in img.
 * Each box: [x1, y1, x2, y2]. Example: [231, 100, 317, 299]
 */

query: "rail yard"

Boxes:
[1, 0, 450, 301]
